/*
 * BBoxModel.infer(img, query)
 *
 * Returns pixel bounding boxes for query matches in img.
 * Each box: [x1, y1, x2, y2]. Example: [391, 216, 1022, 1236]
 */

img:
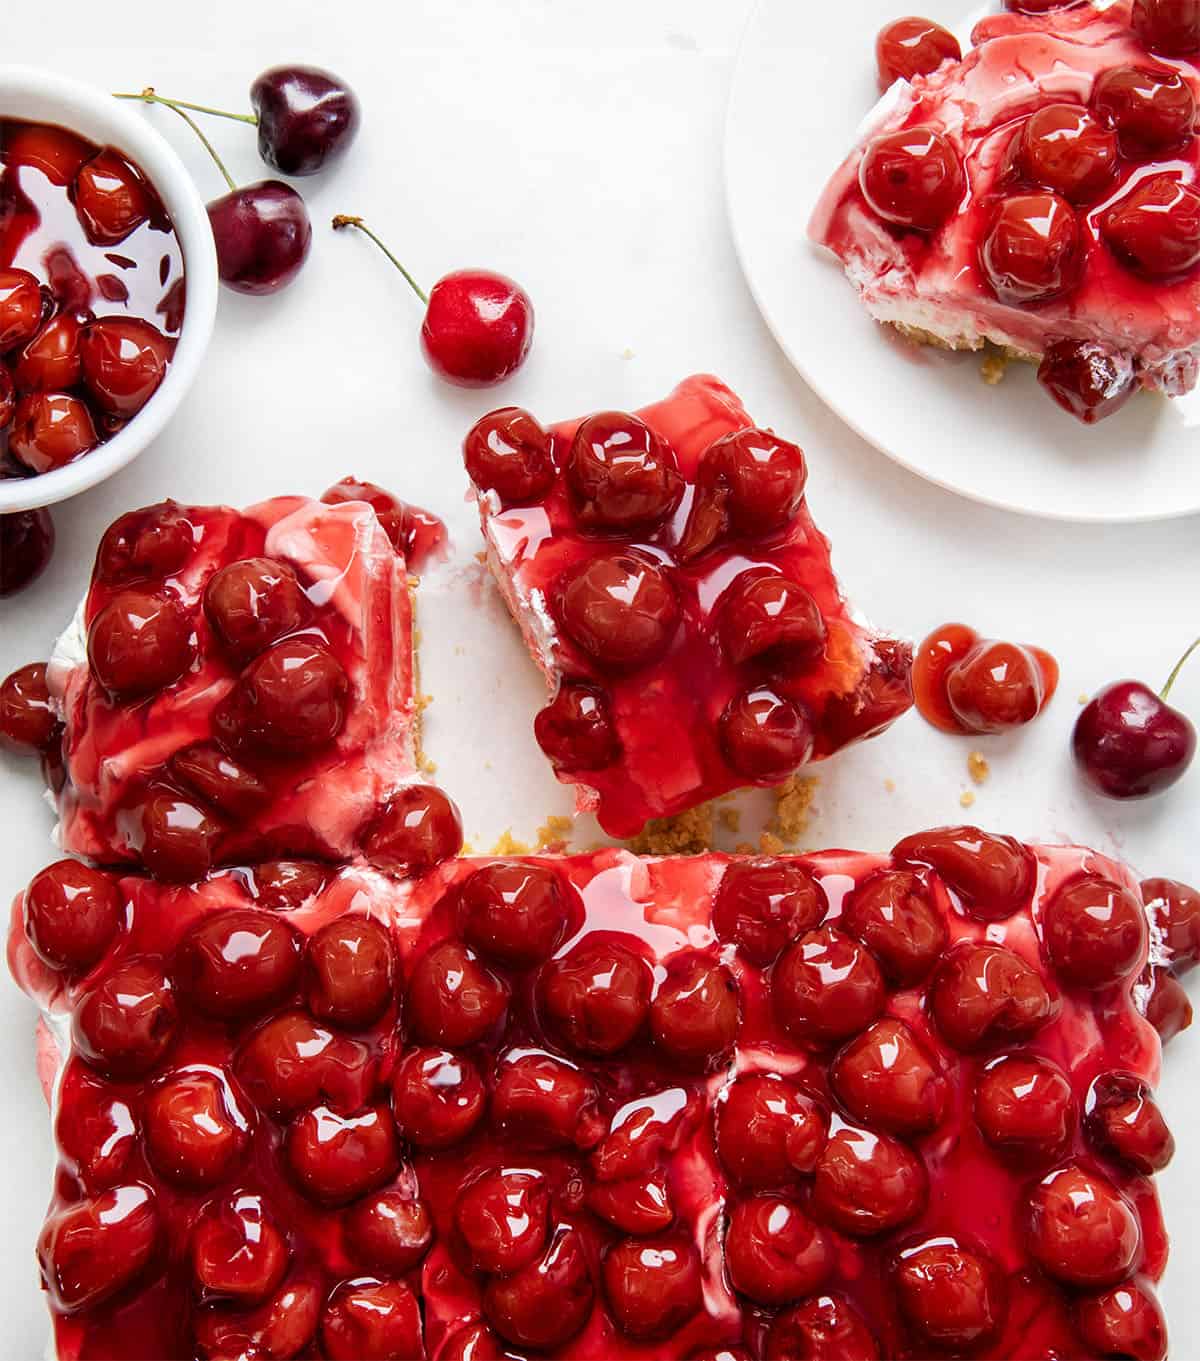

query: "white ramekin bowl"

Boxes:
[0, 65, 218, 515]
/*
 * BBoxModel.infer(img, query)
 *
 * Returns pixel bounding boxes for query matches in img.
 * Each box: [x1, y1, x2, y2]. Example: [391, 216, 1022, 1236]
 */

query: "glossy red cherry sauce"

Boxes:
[470, 375, 913, 838]
[0, 120, 183, 479]
[811, 0, 1200, 410]
[913, 622, 1060, 734]
[9, 829, 1184, 1360]
[48, 495, 424, 872]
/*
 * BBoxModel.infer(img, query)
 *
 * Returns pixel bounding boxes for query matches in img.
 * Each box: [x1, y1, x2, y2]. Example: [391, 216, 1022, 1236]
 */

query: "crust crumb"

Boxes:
[759, 832, 785, 855]
[416, 693, 433, 713]
[734, 841, 756, 856]
[627, 804, 715, 856]
[718, 806, 741, 834]
[967, 751, 990, 786]
[883, 778, 896, 794]
[959, 790, 976, 809]
[772, 776, 818, 845]
[490, 829, 532, 855]
[535, 815, 574, 852]
[417, 753, 438, 775]
[1078, 692, 1089, 705]
[461, 840, 475, 855]
[980, 349, 1009, 385]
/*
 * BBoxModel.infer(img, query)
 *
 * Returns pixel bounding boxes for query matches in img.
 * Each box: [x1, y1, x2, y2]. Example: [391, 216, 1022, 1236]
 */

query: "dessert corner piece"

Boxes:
[465, 373, 913, 839]
[10, 827, 1192, 1359]
[810, 0, 1200, 423]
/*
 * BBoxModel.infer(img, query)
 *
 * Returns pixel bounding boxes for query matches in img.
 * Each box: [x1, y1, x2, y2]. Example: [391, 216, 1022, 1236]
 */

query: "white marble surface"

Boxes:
[1, 0, 1198, 1353]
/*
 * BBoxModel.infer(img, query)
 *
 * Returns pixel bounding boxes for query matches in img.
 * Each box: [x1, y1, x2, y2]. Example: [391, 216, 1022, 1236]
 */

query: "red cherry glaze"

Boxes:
[304, 915, 395, 1029]
[1024, 1163, 1142, 1288]
[321, 1278, 423, 1361]
[491, 1051, 603, 1149]
[12, 312, 83, 390]
[95, 501, 193, 584]
[980, 192, 1083, 304]
[1, 507, 55, 597]
[421, 268, 534, 387]
[73, 148, 150, 245]
[456, 1167, 550, 1273]
[1103, 174, 1200, 277]
[603, 1232, 703, 1340]
[236, 1010, 374, 1119]
[893, 1236, 1007, 1352]
[73, 958, 177, 1078]
[37, 1184, 159, 1312]
[216, 638, 349, 756]
[726, 1196, 831, 1305]
[931, 942, 1058, 1052]
[284, 1102, 399, 1205]
[830, 1017, 947, 1135]
[913, 622, 1059, 735]
[203, 556, 308, 664]
[1042, 873, 1148, 989]
[860, 126, 964, 230]
[840, 869, 946, 986]
[0, 661, 57, 751]
[538, 936, 652, 1056]
[1092, 64, 1197, 157]
[24, 859, 121, 973]
[719, 686, 815, 784]
[463, 406, 556, 506]
[715, 1074, 828, 1187]
[406, 939, 508, 1047]
[556, 548, 679, 671]
[143, 1066, 251, 1187]
[1076, 1280, 1169, 1361]
[246, 859, 331, 912]
[391, 1047, 486, 1149]
[87, 589, 194, 700]
[772, 925, 885, 1048]
[1141, 876, 1200, 972]
[719, 571, 826, 669]
[1038, 337, 1138, 423]
[975, 1053, 1076, 1163]
[121, 789, 221, 882]
[169, 742, 270, 820]
[893, 825, 1035, 920]
[535, 680, 621, 772]
[765, 1294, 880, 1361]
[9, 390, 98, 471]
[876, 17, 961, 90]
[55, 1063, 137, 1192]
[1132, 0, 1200, 55]
[173, 909, 302, 1019]
[78, 317, 170, 416]
[813, 1125, 928, 1237]
[650, 952, 738, 1068]
[483, 1226, 593, 1349]
[360, 784, 463, 876]
[1085, 1072, 1175, 1174]
[712, 858, 827, 966]
[345, 1188, 434, 1275]
[1014, 104, 1119, 203]
[0, 268, 43, 350]
[191, 1192, 287, 1302]
[458, 861, 571, 967]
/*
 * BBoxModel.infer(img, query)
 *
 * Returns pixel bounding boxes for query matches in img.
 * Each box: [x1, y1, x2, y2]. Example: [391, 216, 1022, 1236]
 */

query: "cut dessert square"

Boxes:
[46, 493, 424, 878]
[810, 0, 1200, 423]
[464, 374, 913, 839]
[9, 826, 1191, 1360]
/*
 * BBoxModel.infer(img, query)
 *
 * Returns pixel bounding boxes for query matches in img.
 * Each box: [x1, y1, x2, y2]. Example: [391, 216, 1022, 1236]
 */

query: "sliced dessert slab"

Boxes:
[10, 826, 1189, 1360]
[465, 374, 912, 839]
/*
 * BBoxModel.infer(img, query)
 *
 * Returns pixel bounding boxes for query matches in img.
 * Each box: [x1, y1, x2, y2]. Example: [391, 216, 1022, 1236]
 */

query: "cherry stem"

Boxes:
[113, 88, 238, 192]
[1161, 637, 1200, 701]
[114, 90, 257, 127]
[331, 215, 429, 306]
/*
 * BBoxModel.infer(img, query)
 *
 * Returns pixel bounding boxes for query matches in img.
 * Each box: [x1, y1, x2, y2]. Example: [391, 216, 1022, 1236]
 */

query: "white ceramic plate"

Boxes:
[725, 0, 1200, 523]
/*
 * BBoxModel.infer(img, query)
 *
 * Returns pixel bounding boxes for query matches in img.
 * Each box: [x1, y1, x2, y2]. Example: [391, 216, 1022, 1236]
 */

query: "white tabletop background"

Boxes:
[1, 0, 1198, 1354]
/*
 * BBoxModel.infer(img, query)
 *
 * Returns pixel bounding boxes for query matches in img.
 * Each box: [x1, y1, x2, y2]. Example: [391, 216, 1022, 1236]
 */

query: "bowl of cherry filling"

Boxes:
[0, 65, 217, 514]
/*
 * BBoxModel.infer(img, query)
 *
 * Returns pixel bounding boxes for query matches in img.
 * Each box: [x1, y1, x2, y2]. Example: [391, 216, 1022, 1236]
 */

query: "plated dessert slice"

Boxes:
[10, 827, 1189, 1360]
[465, 374, 913, 839]
[811, 0, 1200, 423]
[46, 493, 423, 878]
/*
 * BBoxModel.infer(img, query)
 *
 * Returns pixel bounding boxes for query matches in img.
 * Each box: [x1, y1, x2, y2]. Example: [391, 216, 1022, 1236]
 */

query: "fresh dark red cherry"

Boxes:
[79, 317, 171, 416]
[345, 1188, 434, 1275]
[841, 869, 946, 985]
[603, 1233, 702, 1341]
[1085, 1072, 1175, 1174]
[726, 1196, 830, 1305]
[773, 925, 885, 1048]
[483, 1226, 593, 1350]
[1073, 641, 1198, 798]
[203, 556, 308, 663]
[73, 148, 151, 245]
[1, 507, 54, 596]
[0, 661, 57, 751]
[463, 406, 556, 505]
[980, 192, 1082, 304]
[406, 939, 508, 1046]
[12, 312, 83, 391]
[37, 1184, 160, 1313]
[1140, 876, 1200, 972]
[859, 126, 964, 231]
[1014, 104, 1118, 203]
[24, 859, 121, 974]
[565, 411, 683, 531]
[87, 589, 194, 699]
[216, 637, 349, 754]
[1024, 1163, 1141, 1288]
[538, 936, 652, 1056]
[95, 501, 192, 583]
[1077, 1281, 1168, 1361]
[334, 215, 535, 386]
[0, 268, 44, 350]
[9, 391, 98, 472]
[360, 783, 463, 874]
[535, 680, 620, 771]
[173, 908, 302, 1019]
[556, 549, 679, 670]
[1043, 873, 1148, 988]
[974, 1053, 1075, 1162]
[812, 1124, 928, 1237]
[893, 825, 1035, 919]
[766, 1295, 880, 1361]
[876, 17, 960, 89]
[456, 1167, 550, 1274]
[236, 1010, 374, 1118]
[250, 65, 361, 175]
[191, 1192, 287, 1302]
[143, 1066, 251, 1187]
[649, 953, 739, 1068]
[930, 942, 1058, 1051]
[209, 182, 312, 294]
[830, 1018, 947, 1135]
[304, 915, 395, 1028]
[893, 1237, 1007, 1352]
[1103, 175, 1200, 277]
[1092, 64, 1197, 156]
[123, 789, 221, 881]
[1133, 0, 1200, 54]
[715, 1073, 828, 1187]
[321, 1279, 423, 1361]
[719, 686, 815, 784]
[284, 1102, 399, 1205]
[458, 861, 571, 967]
[169, 742, 270, 819]
[1038, 338, 1137, 424]
[719, 571, 826, 668]
[391, 1047, 486, 1149]
[73, 958, 178, 1077]
[711, 858, 828, 966]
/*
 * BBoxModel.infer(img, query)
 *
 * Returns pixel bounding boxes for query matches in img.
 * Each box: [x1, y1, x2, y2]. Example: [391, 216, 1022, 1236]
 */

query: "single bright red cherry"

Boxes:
[121, 788, 222, 882]
[588, 1169, 673, 1235]
[55, 1063, 137, 1192]
[95, 500, 193, 583]
[1141, 963, 1193, 1044]
[5, 122, 91, 185]
[650, 952, 739, 1069]
[1014, 104, 1118, 203]
[169, 742, 270, 819]
[765, 1295, 880, 1361]
[860, 126, 964, 231]
[894, 1236, 1007, 1352]
[73, 148, 152, 245]
[980, 192, 1083, 304]
[603, 1233, 702, 1341]
[1085, 1072, 1175, 1174]
[236, 1010, 374, 1119]
[250, 65, 361, 175]
[556, 549, 679, 671]
[719, 571, 826, 669]
[715, 1074, 828, 1187]
[948, 639, 1058, 733]
[726, 1197, 831, 1306]
[591, 1093, 699, 1184]
[321, 1278, 423, 1361]
[534, 680, 620, 771]
[305, 915, 395, 1028]
[1, 507, 54, 596]
[0, 362, 14, 427]
[12, 313, 83, 390]
[9, 391, 98, 472]
[876, 17, 960, 89]
[812, 1124, 928, 1237]
[284, 1102, 399, 1205]
[1076, 1280, 1168, 1361]
[1038, 338, 1138, 424]
[345, 1188, 434, 1275]
[143, 1066, 252, 1187]
[566, 411, 683, 532]
[772, 925, 885, 1048]
[203, 556, 308, 663]
[719, 686, 815, 784]
[893, 825, 1035, 919]
[173, 908, 302, 1019]
[930, 942, 1058, 1051]
[458, 861, 571, 967]
[391, 1047, 486, 1149]
[456, 1167, 550, 1274]
[0, 268, 44, 350]
[78, 317, 171, 417]
[246, 859, 330, 911]
[406, 939, 508, 1047]
[841, 869, 946, 986]
[483, 1227, 594, 1350]
[975, 1053, 1076, 1162]
[491, 1051, 603, 1149]
[215, 637, 349, 755]
[1043, 873, 1148, 989]
[1074, 641, 1199, 799]
[712, 858, 827, 967]
[1093, 64, 1197, 156]
[1024, 1163, 1142, 1288]
[1141, 876, 1200, 972]
[360, 783, 463, 875]
[193, 1278, 321, 1359]
[463, 406, 556, 505]
[538, 936, 652, 1056]
[320, 476, 444, 567]
[38, 1184, 160, 1313]
[209, 181, 312, 294]
[73, 958, 178, 1078]
[24, 859, 121, 974]
[1133, 0, 1200, 54]
[831, 1017, 947, 1135]
[87, 589, 194, 699]
[1103, 175, 1200, 277]
[0, 662, 57, 752]
[191, 1192, 288, 1302]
